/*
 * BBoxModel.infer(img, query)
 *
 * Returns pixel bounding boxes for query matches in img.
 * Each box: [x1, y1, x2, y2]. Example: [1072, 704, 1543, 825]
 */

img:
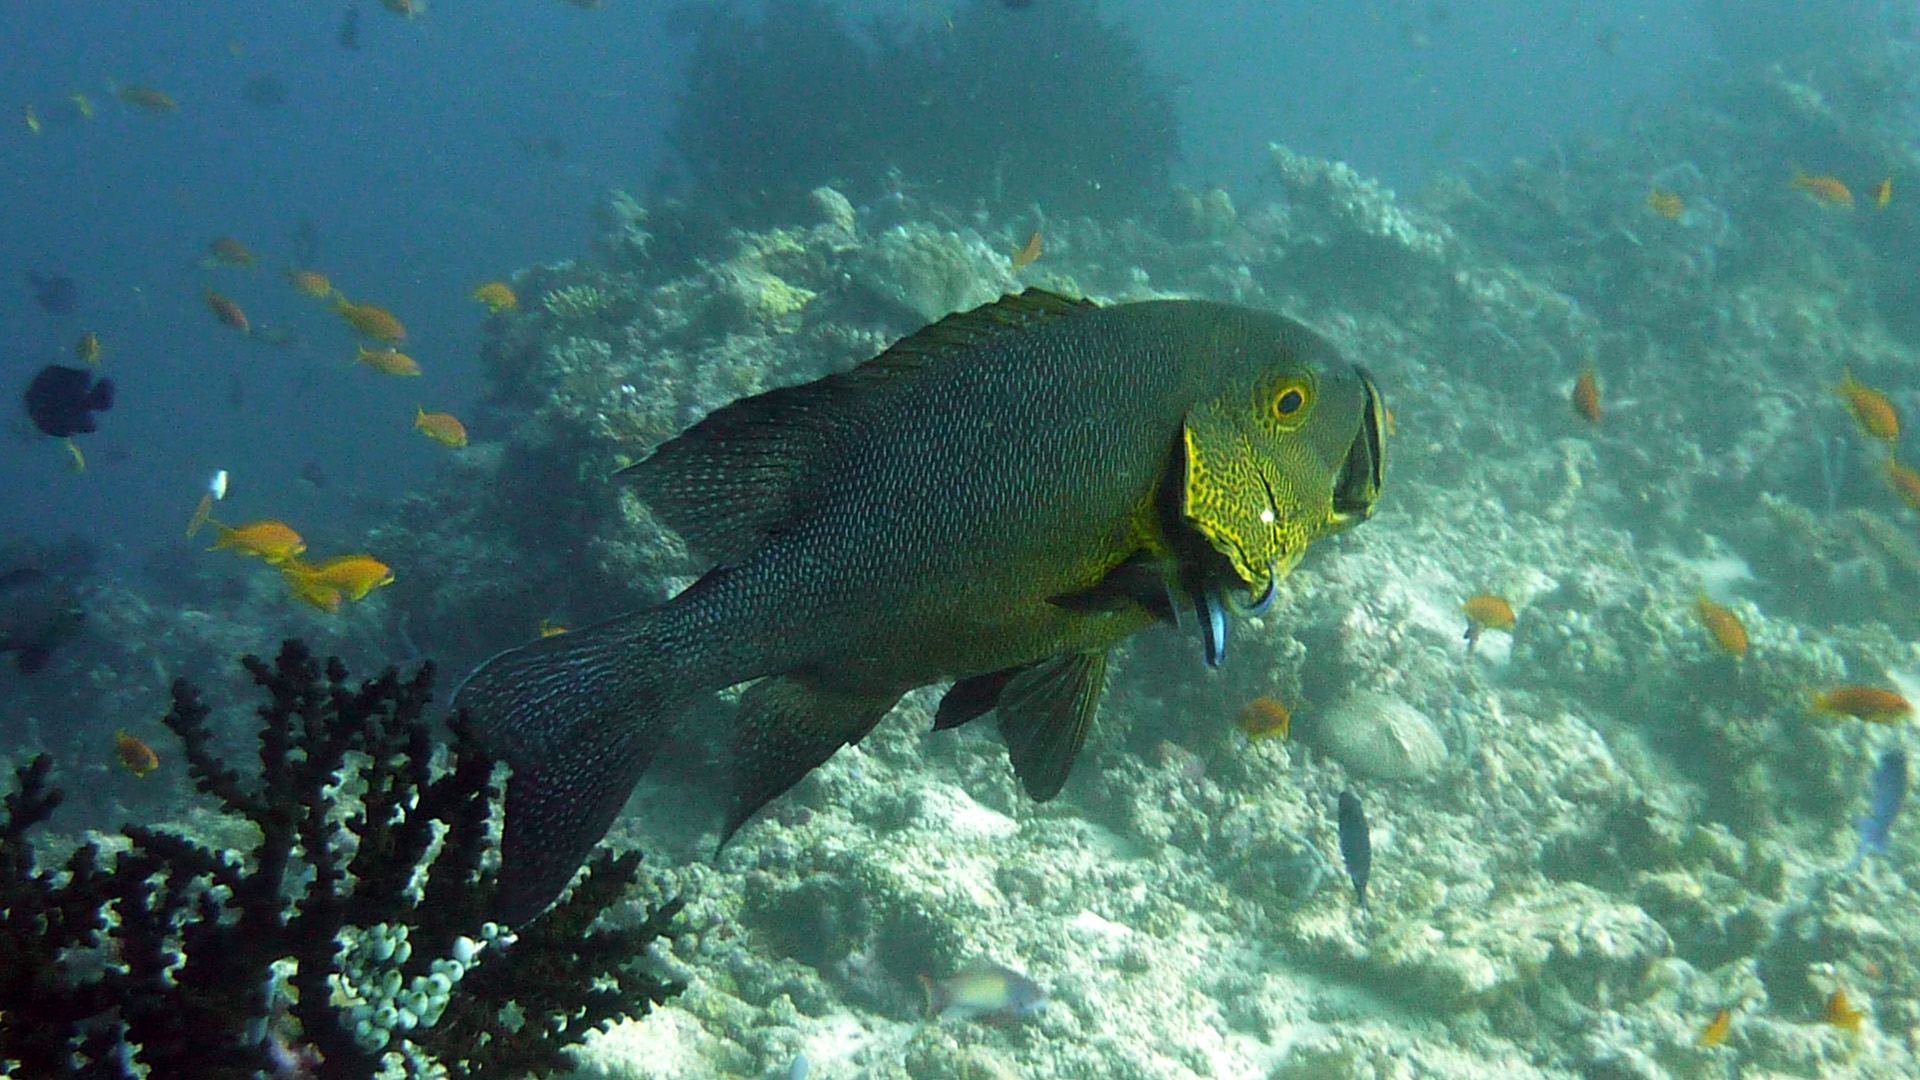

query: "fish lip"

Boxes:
[1330, 369, 1385, 525]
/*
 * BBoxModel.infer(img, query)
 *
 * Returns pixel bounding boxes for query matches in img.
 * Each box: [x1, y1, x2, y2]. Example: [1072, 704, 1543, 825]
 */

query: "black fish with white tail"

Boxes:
[456, 289, 1386, 922]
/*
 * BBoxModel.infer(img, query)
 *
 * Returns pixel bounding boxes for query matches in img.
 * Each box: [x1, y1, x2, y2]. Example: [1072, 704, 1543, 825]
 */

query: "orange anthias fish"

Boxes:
[1810, 685, 1913, 724]
[1825, 988, 1863, 1033]
[206, 237, 256, 266]
[356, 345, 421, 377]
[74, 332, 101, 367]
[1885, 459, 1920, 511]
[204, 289, 250, 335]
[472, 281, 517, 313]
[186, 493, 214, 538]
[116, 85, 178, 112]
[114, 730, 160, 777]
[1874, 176, 1893, 209]
[1011, 230, 1043, 270]
[1791, 169, 1854, 208]
[1836, 368, 1899, 442]
[286, 268, 336, 300]
[414, 407, 468, 447]
[1646, 188, 1684, 220]
[284, 554, 395, 604]
[207, 519, 305, 565]
[1698, 1008, 1731, 1047]
[538, 619, 570, 637]
[1233, 696, 1291, 741]
[1694, 592, 1748, 658]
[1462, 593, 1516, 654]
[1572, 368, 1601, 424]
[336, 299, 407, 343]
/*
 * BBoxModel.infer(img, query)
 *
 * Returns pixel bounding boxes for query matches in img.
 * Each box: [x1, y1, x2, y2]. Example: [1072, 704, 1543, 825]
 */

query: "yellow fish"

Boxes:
[472, 281, 517, 313]
[356, 345, 421, 377]
[74, 332, 101, 367]
[68, 93, 93, 120]
[286, 268, 336, 300]
[1874, 176, 1893, 208]
[539, 619, 570, 637]
[21, 104, 40, 135]
[1790, 168, 1853, 208]
[206, 237, 256, 266]
[286, 554, 394, 602]
[414, 407, 468, 447]
[64, 440, 85, 473]
[114, 731, 160, 777]
[207, 519, 306, 565]
[1645, 188, 1683, 219]
[336, 299, 407, 343]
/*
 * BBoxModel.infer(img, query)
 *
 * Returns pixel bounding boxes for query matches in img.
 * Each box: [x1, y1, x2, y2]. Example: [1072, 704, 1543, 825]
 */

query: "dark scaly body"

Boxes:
[457, 291, 1385, 921]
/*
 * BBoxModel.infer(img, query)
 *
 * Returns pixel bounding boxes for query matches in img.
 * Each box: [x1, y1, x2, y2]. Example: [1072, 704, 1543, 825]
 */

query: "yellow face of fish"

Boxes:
[1180, 361, 1385, 593]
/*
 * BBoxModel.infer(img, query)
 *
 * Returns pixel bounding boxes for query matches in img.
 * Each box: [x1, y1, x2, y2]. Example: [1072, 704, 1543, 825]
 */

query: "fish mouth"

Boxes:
[1330, 369, 1385, 526]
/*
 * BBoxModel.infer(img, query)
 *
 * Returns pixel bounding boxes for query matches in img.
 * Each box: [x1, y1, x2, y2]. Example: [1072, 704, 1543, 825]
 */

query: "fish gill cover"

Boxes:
[663, 0, 1178, 229]
[0, 640, 682, 1079]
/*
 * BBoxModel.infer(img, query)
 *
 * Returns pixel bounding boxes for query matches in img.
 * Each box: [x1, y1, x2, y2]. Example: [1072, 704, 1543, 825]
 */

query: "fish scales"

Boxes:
[457, 290, 1385, 922]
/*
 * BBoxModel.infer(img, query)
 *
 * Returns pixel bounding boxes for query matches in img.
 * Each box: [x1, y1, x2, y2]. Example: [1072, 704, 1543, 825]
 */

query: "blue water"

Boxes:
[2, 0, 1700, 565]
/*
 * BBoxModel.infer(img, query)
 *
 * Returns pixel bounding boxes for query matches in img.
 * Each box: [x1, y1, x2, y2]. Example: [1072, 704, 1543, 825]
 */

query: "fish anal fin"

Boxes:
[723, 676, 902, 841]
[1047, 551, 1175, 623]
[996, 650, 1109, 801]
[933, 668, 1018, 732]
[621, 289, 1098, 567]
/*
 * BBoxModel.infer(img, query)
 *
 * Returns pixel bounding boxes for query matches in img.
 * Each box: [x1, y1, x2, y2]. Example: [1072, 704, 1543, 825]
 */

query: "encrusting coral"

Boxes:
[0, 639, 682, 1079]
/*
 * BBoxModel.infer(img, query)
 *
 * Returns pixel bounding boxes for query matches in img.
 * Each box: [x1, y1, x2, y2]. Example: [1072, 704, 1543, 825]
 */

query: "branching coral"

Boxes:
[0, 639, 682, 1079]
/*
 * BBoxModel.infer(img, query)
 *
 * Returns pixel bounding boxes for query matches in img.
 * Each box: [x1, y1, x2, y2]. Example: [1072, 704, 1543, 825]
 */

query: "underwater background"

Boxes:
[7, 0, 1920, 1077]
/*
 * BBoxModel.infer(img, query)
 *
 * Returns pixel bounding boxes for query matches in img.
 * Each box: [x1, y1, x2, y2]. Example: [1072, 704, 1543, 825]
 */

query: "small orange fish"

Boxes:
[471, 281, 517, 313]
[207, 519, 305, 564]
[204, 289, 250, 334]
[1824, 988, 1863, 1033]
[1572, 368, 1601, 424]
[114, 730, 160, 777]
[1233, 696, 1292, 741]
[1874, 176, 1892, 209]
[186, 492, 214, 538]
[414, 407, 468, 448]
[336, 299, 407, 343]
[1462, 593, 1515, 654]
[116, 85, 178, 113]
[286, 268, 335, 300]
[356, 345, 421, 377]
[1837, 368, 1899, 442]
[288, 554, 394, 602]
[1694, 592, 1748, 659]
[1646, 188, 1684, 219]
[1886, 459, 1920, 510]
[74, 332, 100, 367]
[206, 237, 256, 266]
[1698, 1007, 1731, 1047]
[1011, 230, 1043, 270]
[1809, 685, 1912, 724]
[539, 619, 570, 637]
[1791, 169, 1854, 208]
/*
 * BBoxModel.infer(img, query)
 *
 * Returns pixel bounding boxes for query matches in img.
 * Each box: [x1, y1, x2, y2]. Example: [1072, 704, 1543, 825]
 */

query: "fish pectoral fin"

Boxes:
[724, 677, 902, 841]
[1046, 551, 1176, 623]
[933, 668, 1019, 732]
[995, 650, 1109, 801]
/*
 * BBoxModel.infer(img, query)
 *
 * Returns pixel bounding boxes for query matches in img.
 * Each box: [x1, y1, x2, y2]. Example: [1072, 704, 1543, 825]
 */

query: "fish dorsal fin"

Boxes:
[621, 288, 1098, 565]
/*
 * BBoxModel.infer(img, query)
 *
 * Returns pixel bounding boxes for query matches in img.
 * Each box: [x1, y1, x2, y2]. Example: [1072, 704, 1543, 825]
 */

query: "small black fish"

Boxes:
[1337, 790, 1371, 910]
[26, 271, 78, 315]
[338, 6, 361, 50]
[0, 568, 83, 674]
[24, 365, 114, 438]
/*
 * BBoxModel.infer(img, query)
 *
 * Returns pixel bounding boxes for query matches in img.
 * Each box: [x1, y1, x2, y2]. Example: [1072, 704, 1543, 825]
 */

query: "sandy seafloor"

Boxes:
[13, 48, 1920, 1080]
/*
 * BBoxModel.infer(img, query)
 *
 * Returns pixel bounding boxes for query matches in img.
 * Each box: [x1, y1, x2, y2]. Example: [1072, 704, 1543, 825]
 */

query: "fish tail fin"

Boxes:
[453, 610, 680, 925]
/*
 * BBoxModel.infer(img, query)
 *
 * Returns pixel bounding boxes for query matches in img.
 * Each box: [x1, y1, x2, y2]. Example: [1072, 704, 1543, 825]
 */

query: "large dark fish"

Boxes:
[26, 272, 78, 315]
[0, 568, 83, 674]
[1338, 790, 1371, 910]
[457, 290, 1386, 921]
[24, 364, 114, 438]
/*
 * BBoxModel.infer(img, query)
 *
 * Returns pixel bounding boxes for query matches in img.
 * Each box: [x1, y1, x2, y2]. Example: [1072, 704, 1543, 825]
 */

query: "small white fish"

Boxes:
[919, 959, 1046, 1024]
[209, 469, 229, 500]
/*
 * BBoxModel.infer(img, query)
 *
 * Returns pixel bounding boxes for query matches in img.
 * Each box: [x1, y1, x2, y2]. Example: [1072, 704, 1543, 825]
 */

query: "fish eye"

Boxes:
[1270, 381, 1311, 422]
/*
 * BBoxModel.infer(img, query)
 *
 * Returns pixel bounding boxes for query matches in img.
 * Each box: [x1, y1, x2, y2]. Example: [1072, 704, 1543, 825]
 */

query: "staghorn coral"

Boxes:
[0, 639, 681, 1079]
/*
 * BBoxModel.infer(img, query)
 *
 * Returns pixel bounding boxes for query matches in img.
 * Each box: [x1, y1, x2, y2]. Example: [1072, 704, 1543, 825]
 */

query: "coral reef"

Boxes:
[663, 0, 1178, 227]
[0, 640, 681, 1079]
